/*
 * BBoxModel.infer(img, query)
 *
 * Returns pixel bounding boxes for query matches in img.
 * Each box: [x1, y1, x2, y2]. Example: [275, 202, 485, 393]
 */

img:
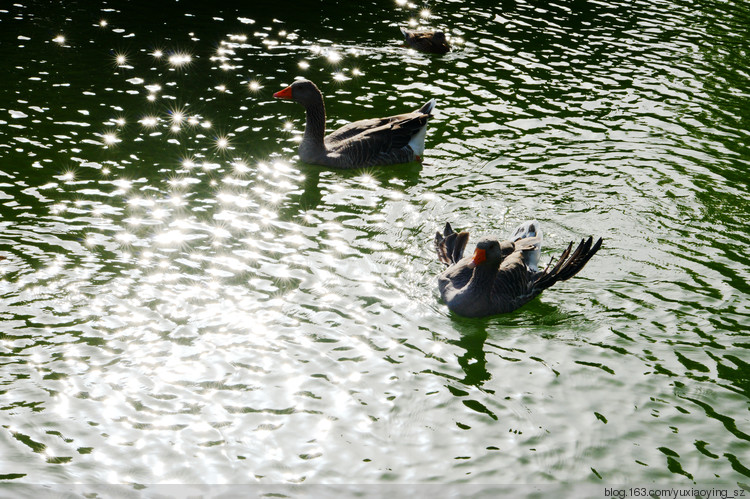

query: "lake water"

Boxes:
[0, 0, 748, 493]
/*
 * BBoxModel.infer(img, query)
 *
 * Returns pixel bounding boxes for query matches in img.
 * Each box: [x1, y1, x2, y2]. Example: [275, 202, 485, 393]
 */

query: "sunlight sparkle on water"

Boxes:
[169, 106, 186, 124]
[326, 51, 342, 63]
[168, 53, 193, 67]
[232, 161, 250, 174]
[112, 178, 133, 192]
[210, 225, 232, 241]
[152, 50, 163, 58]
[127, 196, 154, 208]
[152, 208, 168, 220]
[139, 116, 159, 127]
[115, 53, 127, 65]
[357, 173, 377, 187]
[115, 232, 137, 245]
[155, 230, 186, 246]
[215, 136, 229, 149]
[99, 20, 107, 27]
[102, 132, 120, 145]
[420, 8, 431, 18]
[50, 203, 66, 214]
[53, 35, 65, 44]
[298, 61, 310, 70]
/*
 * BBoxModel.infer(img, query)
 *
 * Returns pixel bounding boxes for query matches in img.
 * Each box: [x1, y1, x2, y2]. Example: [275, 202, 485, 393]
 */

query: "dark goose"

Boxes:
[274, 79, 435, 168]
[400, 28, 451, 54]
[435, 221, 603, 317]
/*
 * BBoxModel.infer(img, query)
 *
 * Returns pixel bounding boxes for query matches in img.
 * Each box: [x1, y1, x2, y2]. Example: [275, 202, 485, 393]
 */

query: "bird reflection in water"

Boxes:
[448, 324, 492, 390]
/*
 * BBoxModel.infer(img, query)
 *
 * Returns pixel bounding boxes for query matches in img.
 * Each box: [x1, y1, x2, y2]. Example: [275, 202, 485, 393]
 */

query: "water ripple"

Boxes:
[0, 0, 748, 486]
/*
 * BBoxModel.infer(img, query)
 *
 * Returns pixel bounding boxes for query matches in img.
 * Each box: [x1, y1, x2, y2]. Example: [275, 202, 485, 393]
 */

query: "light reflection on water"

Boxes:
[0, 0, 749, 487]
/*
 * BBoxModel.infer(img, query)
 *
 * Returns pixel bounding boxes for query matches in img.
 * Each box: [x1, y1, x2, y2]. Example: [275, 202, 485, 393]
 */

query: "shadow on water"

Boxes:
[279, 161, 424, 219]
[443, 298, 573, 392]
[447, 318, 492, 391]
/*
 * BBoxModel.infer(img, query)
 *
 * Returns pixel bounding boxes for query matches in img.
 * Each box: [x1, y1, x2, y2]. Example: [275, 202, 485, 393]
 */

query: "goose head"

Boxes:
[468, 237, 515, 269]
[273, 79, 322, 108]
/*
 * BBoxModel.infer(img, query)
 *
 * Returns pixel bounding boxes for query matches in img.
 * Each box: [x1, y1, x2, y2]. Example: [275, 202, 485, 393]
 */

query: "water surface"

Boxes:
[0, 0, 749, 488]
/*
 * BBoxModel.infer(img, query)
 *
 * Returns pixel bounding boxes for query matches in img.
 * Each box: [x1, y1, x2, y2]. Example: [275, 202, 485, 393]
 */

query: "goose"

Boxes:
[273, 79, 435, 168]
[400, 28, 451, 54]
[435, 221, 603, 317]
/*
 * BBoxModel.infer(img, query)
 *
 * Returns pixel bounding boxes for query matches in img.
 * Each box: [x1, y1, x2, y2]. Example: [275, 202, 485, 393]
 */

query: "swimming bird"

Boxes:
[400, 28, 450, 54]
[435, 221, 603, 317]
[273, 79, 435, 168]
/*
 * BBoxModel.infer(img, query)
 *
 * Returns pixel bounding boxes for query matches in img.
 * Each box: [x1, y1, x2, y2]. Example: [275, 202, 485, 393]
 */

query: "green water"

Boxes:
[0, 0, 748, 492]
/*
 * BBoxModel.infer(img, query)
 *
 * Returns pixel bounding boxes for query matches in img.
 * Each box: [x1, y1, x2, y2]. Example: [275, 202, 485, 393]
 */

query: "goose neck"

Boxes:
[302, 96, 326, 147]
[467, 261, 499, 291]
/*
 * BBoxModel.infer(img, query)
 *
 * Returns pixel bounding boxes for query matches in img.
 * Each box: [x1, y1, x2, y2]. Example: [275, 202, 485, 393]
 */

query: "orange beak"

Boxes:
[273, 85, 293, 99]
[468, 248, 486, 269]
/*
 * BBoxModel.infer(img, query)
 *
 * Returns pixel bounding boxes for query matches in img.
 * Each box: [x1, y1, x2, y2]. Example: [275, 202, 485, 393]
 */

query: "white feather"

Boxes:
[408, 122, 428, 156]
[509, 220, 543, 272]
[409, 99, 435, 156]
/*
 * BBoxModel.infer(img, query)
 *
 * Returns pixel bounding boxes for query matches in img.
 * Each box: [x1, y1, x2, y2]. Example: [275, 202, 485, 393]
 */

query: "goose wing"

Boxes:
[489, 251, 540, 313]
[435, 222, 473, 293]
[326, 115, 403, 145]
[326, 97, 435, 146]
[490, 236, 602, 313]
[434, 222, 469, 266]
[533, 236, 603, 289]
[326, 113, 430, 166]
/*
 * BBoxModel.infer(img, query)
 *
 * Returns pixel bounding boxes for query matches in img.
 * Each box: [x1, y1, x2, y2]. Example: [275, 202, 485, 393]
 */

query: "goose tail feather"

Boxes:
[435, 222, 469, 266]
[534, 237, 603, 291]
[419, 98, 436, 115]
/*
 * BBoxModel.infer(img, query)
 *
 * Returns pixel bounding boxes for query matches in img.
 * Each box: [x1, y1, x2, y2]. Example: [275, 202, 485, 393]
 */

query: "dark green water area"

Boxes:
[0, 0, 748, 489]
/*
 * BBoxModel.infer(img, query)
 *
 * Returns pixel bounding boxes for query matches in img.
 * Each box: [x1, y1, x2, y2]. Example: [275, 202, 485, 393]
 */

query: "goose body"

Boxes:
[435, 221, 602, 317]
[273, 79, 435, 168]
[400, 28, 451, 54]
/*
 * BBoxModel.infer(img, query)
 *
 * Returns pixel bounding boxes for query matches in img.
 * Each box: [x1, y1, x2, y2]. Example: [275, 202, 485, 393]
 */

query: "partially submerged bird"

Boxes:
[400, 28, 450, 54]
[435, 221, 603, 317]
[273, 79, 435, 168]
